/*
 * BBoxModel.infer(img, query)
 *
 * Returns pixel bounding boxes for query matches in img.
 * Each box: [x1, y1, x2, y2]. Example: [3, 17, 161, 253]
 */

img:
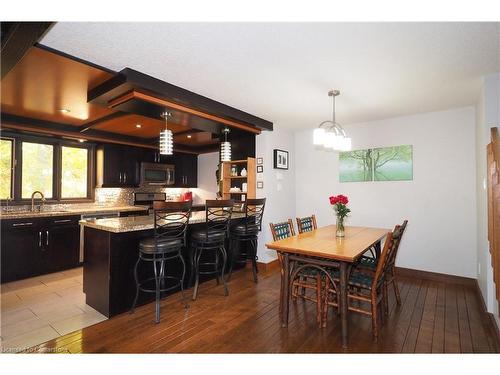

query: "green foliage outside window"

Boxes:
[61, 146, 88, 198]
[0, 139, 13, 199]
[21, 142, 54, 199]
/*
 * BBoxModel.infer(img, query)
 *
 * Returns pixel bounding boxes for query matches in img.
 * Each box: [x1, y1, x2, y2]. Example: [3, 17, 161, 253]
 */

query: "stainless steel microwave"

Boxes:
[140, 162, 175, 186]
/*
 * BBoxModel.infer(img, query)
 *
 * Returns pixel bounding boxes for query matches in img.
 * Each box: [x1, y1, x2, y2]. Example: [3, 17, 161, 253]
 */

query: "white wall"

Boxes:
[193, 152, 220, 204]
[476, 73, 500, 325]
[256, 127, 296, 263]
[294, 107, 477, 278]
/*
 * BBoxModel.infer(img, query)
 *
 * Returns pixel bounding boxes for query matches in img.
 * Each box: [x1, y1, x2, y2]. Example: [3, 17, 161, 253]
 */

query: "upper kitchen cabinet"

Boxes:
[96, 144, 140, 188]
[174, 153, 198, 188]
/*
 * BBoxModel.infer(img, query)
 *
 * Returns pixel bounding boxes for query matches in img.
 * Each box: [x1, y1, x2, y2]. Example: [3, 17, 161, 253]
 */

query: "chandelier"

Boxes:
[313, 90, 351, 151]
[159, 111, 173, 155]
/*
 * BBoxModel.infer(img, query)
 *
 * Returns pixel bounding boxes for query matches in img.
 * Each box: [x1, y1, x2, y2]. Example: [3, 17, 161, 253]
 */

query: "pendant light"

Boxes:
[159, 111, 173, 155]
[313, 90, 351, 152]
[220, 127, 231, 162]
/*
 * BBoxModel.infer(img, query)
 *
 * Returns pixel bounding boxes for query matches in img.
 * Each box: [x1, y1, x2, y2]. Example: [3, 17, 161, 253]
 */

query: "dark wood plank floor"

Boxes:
[30, 267, 500, 353]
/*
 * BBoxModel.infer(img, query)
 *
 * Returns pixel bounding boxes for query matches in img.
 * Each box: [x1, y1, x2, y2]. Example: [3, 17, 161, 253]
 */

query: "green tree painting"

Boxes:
[339, 145, 413, 182]
[339, 149, 373, 182]
[373, 145, 413, 181]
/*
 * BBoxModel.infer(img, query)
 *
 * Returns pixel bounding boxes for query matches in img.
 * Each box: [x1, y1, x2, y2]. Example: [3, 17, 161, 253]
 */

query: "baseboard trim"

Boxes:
[256, 259, 280, 273]
[395, 267, 476, 286]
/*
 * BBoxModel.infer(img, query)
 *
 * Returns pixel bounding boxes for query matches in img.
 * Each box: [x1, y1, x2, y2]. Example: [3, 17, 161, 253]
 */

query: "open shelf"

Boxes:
[221, 157, 255, 202]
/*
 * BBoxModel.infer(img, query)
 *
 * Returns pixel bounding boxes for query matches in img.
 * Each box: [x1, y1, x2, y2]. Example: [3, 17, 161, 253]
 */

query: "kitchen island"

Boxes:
[80, 211, 246, 317]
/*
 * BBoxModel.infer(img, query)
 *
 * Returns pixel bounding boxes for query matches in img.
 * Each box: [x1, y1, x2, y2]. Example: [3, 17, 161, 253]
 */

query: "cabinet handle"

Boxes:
[38, 231, 42, 247]
[124, 172, 127, 183]
[119, 172, 122, 183]
[46, 230, 49, 246]
[53, 219, 71, 224]
[13, 222, 33, 227]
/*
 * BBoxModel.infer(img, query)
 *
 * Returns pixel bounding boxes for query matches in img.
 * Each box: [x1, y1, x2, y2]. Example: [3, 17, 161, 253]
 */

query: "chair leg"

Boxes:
[251, 239, 258, 283]
[227, 238, 235, 281]
[130, 256, 141, 314]
[192, 248, 202, 301]
[383, 281, 389, 317]
[189, 245, 196, 287]
[215, 250, 220, 285]
[322, 278, 329, 328]
[219, 246, 229, 296]
[391, 269, 402, 305]
[153, 257, 161, 324]
[371, 293, 378, 341]
[178, 251, 189, 308]
[316, 274, 322, 326]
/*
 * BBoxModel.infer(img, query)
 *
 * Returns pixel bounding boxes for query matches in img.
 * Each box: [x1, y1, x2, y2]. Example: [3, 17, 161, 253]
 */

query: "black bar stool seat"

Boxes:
[130, 201, 192, 324]
[228, 198, 266, 283]
[139, 237, 183, 253]
[190, 199, 234, 301]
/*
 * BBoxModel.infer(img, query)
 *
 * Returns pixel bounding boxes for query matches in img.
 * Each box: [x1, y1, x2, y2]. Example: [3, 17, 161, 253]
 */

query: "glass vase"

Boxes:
[336, 215, 345, 237]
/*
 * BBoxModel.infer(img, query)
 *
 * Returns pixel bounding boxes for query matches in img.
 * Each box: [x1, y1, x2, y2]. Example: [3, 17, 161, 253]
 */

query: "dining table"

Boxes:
[265, 224, 389, 349]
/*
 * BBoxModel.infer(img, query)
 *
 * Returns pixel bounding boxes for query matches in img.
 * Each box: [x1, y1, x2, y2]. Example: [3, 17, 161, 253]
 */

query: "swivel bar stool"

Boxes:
[130, 200, 192, 323]
[228, 198, 266, 283]
[190, 199, 234, 300]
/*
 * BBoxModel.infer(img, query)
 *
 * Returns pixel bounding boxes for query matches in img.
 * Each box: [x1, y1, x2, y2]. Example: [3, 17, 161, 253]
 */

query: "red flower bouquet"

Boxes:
[329, 194, 351, 237]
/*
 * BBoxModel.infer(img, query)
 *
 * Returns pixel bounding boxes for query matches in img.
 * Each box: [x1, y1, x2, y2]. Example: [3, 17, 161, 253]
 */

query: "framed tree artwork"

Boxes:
[273, 149, 289, 170]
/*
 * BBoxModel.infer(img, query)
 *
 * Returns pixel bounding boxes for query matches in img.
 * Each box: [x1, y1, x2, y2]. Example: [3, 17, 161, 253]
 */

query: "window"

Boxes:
[21, 142, 54, 199]
[0, 138, 14, 199]
[61, 146, 89, 198]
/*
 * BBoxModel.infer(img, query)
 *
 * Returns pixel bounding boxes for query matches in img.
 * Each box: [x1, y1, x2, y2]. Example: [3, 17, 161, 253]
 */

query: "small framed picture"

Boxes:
[256, 165, 263, 173]
[257, 157, 263, 165]
[273, 149, 289, 170]
[257, 181, 264, 189]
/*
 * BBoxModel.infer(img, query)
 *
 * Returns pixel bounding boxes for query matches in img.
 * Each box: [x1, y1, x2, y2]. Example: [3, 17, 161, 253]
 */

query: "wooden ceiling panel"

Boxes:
[174, 131, 219, 146]
[1, 46, 115, 126]
[91, 114, 191, 138]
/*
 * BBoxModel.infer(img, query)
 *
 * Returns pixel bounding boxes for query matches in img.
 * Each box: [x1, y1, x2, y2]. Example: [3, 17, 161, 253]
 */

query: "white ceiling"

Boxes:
[41, 22, 500, 130]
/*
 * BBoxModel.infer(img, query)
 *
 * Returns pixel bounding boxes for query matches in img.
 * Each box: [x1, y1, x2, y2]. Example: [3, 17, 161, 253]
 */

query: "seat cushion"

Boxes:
[191, 229, 225, 243]
[139, 237, 183, 254]
[230, 223, 259, 236]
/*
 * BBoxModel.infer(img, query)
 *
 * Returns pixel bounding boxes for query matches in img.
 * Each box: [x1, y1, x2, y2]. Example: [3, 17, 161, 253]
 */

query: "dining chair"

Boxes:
[295, 214, 317, 234]
[270, 219, 324, 326]
[356, 220, 408, 305]
[323, 224, 406, 340]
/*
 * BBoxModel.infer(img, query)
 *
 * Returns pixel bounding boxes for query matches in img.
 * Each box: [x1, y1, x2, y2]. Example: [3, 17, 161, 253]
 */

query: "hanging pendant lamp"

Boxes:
[220, 127, 231, 162]
[313, 90, 351, 152]
[159, 111, 173, 155]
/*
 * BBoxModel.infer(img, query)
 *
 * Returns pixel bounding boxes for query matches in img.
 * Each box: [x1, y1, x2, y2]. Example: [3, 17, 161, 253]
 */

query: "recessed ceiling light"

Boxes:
[136, 124, 142, 128]
[187, 135, 192, 138]
[58, 108, 71, 114]
[78, 139, 85, 143]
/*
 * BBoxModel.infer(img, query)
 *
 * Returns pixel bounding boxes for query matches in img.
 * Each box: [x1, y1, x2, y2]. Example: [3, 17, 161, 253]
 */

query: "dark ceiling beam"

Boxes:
[79, 112, 127, 133]
[1, 22, 54, 79]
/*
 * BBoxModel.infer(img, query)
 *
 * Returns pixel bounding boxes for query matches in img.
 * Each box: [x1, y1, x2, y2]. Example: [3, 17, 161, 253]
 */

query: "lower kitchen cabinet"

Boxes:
[1, 215, 81, 283]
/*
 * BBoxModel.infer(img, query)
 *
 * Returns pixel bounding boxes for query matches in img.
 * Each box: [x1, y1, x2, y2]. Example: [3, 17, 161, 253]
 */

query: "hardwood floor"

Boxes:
[27, 267, 500, 353]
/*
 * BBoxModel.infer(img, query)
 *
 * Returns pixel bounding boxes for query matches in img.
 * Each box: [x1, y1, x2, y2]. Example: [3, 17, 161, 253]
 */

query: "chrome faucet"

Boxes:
[31, 191, 46, 212]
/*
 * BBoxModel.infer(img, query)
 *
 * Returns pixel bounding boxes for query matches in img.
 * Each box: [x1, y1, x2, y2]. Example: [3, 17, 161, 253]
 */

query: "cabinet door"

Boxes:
[47, 216, 80, 272]
[183, 154, 198, 187]
[101, 144, 122, 187]
[121, 147, 139, 187]
[1, 221, 42, 282]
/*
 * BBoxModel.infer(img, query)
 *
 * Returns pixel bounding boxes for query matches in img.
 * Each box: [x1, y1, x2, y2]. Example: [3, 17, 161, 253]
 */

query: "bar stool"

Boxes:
[228, 198, 266, 283]
[130, 200, 192, 324]
[190, 199, 234, 300]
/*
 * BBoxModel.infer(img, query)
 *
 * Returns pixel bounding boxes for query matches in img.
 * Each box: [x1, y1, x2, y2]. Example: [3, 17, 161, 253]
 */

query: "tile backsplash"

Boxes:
[95, 187, 187, 206]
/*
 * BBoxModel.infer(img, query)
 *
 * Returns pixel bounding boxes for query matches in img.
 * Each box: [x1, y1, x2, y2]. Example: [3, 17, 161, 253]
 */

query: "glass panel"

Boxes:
[61, 146, 88, 198]
[0, 139, 13, 199]
[144, 169, 167, 182]
[21, 142, 54, 199]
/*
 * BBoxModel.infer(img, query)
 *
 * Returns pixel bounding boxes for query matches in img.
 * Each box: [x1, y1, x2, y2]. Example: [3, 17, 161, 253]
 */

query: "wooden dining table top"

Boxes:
[266, 225, 390, 262]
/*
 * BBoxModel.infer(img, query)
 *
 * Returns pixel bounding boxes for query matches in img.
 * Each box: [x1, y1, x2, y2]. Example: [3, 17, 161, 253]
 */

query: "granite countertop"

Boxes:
[0, 205, 150, 220]
[80, 211, 246, 233]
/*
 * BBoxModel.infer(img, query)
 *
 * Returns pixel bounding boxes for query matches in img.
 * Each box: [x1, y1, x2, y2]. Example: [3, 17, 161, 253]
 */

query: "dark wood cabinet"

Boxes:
[174, 153, 198, 188]
[96, 144, 139, 188]
[1, 215, 81, 283]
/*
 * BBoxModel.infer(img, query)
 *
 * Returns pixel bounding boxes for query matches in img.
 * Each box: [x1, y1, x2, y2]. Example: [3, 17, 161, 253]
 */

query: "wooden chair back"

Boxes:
[296, 214, 317, 234]
[269, 219, 295, 241]
[372, 223, 406, 289]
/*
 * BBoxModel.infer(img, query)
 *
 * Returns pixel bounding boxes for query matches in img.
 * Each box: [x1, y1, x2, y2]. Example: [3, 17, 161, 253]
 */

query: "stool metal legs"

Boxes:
[228, 236, 259, 283]
[192, 244, 229, 301]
